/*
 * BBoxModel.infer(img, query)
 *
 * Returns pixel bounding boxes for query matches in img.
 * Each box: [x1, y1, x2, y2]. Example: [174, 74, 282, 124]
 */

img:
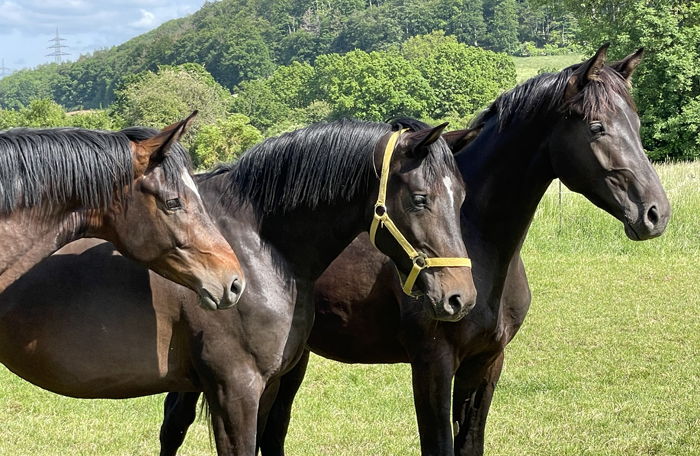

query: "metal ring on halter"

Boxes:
[412, 252, 428, 269]
[374, 205, 387, 217]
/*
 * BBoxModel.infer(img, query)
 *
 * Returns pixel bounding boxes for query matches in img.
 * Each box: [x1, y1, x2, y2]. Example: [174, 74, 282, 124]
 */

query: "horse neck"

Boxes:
[0, 208, 88, 292]
[459, 114, 557, 275]
[198, 172, 372, 282]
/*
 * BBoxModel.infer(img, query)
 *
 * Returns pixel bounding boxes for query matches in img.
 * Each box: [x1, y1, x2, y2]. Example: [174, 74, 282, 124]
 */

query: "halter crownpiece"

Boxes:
[369, 129, 472, 297]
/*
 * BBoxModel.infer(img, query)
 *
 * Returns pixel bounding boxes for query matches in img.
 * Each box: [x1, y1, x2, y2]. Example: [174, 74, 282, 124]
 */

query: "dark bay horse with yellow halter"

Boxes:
[0, 113, 244, 308]
[249, 45, 671, 455]
[0, 118, 475, 455]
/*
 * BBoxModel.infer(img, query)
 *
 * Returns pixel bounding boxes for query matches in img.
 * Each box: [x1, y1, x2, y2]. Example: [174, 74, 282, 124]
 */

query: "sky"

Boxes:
[0, 0, 208, 73]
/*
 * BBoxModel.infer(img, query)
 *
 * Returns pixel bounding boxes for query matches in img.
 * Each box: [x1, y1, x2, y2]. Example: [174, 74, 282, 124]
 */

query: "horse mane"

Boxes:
[0, 127, 134, 216]
[472, 64, 636, 130]
[202, 117, 458, 218]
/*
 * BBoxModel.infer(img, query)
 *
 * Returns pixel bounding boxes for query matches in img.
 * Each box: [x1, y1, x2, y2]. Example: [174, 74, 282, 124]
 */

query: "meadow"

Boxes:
[1, 158, 698, 455]
[512, 54, 584, 82]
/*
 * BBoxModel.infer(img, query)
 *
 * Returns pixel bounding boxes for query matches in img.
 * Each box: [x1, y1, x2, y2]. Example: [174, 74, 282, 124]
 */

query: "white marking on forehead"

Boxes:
[181, 168, 201, 199]
[443, 175, 455, 207]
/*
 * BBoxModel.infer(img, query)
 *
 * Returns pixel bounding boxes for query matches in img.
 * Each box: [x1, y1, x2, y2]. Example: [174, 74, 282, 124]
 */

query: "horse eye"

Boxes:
[165, 198, 183, 211]
[412, 195, 427, 207]
[590, 122, 605, 135]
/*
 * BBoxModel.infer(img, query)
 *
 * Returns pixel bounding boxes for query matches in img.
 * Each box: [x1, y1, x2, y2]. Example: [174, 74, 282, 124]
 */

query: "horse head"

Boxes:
[549, 44, 670, 240]
[369, 121, 477, 321]
[103, 113, 245, 310]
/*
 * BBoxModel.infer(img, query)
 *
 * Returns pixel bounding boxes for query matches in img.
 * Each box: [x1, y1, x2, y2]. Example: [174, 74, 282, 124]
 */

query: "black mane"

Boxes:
[202, 117, 458, 218]
[0, 126, 194, 218]
[0, 127, 134, 215]
[473, 64, 635, 130]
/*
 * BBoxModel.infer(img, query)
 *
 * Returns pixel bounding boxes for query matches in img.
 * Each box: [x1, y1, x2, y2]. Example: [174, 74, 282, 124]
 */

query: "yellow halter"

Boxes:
[369, 129, 472, 297]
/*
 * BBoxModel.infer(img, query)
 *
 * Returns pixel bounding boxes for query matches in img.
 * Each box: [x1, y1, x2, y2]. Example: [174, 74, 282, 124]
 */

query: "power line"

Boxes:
[46, 28, 70, 64]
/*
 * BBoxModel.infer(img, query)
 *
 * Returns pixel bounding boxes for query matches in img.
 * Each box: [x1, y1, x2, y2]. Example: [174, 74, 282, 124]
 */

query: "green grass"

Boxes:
[512, 54, 585, 83]
[1, 160, 700, 454]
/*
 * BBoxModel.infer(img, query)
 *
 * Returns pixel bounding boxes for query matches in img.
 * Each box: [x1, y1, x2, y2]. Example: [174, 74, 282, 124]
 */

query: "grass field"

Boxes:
[2, 160, 700, 455]
[512, 54, 585, 83]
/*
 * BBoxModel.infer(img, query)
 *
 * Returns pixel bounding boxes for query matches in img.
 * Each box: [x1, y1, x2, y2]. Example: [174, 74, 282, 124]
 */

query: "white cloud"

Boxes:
[0, 0, 204, 69]
[132, 9, 157, 28]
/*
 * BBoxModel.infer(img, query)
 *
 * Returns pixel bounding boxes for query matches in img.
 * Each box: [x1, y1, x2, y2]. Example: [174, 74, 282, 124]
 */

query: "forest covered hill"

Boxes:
[0, 0, 574, 110]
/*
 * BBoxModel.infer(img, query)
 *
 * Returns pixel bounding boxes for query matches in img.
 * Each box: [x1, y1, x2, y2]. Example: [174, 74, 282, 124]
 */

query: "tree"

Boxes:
[191, 113, 263, 169]
[490, 0, 520, 54]
[111, 63, 231, 148]
[536, 0, 700, 159]
[402, 32, 516, 118]
[232, 61, 315, 132]
[18, 98, 67, 128]
[313, 49, 435, 121]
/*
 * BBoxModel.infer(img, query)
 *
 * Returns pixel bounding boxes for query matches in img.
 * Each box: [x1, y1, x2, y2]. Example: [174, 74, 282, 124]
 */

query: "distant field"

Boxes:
[1, 160, 699, 455]
[512, 54, 585, 83]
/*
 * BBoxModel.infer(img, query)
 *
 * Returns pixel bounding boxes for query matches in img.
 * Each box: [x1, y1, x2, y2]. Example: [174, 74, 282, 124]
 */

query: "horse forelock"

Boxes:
[389, 117, 464, 190]
[474, 64, 635, 131]
[0, 127, 134, 217]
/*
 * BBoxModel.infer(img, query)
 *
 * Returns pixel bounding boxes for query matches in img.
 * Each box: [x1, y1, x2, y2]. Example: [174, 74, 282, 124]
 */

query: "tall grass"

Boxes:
[0, 161, 699, 455]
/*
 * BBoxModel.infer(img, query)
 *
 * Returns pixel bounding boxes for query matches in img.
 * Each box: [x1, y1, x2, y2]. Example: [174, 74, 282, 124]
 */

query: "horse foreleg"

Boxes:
[204, 370, 265, 456]
[259, 349, 310, 456]
[410, 354, 458, 456]
[159, 392, 202, 456]
[452, 352, 504, 456]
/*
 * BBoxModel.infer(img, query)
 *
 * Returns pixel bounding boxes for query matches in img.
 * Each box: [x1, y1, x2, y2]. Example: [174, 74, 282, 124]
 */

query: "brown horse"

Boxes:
[0, 118, 476, 455]
[246, 45, 671, 455]
[0, 114, 244, 308]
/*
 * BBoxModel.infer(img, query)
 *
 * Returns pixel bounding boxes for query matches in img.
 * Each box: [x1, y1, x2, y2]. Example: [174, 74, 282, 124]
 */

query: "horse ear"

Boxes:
[609, 48, 643, 81]
[403, 122, 449, 159]
[564, 43, 609, 101]
[442, 123, 484, 154]
[131, 110, 198, 177]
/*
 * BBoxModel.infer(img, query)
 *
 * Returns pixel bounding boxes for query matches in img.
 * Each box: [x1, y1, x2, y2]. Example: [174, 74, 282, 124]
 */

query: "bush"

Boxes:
[191, 114, 262, 169]
[111, 63, 231, 148]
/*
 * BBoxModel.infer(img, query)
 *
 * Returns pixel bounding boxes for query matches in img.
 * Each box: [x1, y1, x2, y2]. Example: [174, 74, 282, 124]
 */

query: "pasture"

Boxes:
[1, 159, 698, 455]
[512, 54, 584, 82]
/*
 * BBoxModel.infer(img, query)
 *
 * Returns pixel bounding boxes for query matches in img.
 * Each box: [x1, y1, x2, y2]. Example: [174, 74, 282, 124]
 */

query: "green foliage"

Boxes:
[0, 109, 20, 130]
[313, 49, 435, 121]
[17, 98, 67, 128]
[402, 31, 516, 118]
[232, 62, 315, 132]
[191, 113, 263, 169]
[67, 110, 115, 130]
[490, 0, 520, 54]
[111, 63, 231, 147]
[540, 0, 700, 160]
[0, 0, 576, 111]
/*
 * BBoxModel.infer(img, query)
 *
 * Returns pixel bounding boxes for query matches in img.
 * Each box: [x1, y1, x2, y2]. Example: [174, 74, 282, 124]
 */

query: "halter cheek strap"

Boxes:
[369, 129, 472, 297]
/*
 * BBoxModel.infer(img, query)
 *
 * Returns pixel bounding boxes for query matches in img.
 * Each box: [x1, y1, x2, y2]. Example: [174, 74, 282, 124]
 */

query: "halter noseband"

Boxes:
[369, 129, 472, 297]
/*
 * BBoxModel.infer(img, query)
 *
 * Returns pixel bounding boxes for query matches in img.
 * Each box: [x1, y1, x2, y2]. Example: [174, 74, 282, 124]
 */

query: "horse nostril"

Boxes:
[646, 205, 659, 226]
[231, 278, 243, 297]
[445, 293, 464, 316]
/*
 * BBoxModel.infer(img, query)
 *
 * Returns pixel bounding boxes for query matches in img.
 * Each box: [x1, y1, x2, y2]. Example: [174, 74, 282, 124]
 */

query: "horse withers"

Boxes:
[0, 113, 244, 308]
[0, 118, 475, 456]
[259, 44, 671, 456]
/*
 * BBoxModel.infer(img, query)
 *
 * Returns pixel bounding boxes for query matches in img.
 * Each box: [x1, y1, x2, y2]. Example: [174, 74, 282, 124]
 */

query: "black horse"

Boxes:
[0, 118, 476, 456]
[246, 45, 671, 455]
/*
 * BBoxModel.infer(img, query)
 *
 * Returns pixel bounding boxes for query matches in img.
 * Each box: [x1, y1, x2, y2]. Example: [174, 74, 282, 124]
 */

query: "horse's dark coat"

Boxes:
[255, 46, 671, 456]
